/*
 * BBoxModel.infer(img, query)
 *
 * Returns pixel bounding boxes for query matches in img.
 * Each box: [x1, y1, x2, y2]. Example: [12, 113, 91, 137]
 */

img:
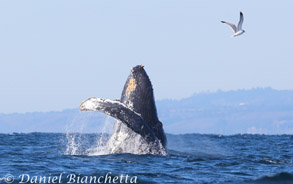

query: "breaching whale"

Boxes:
[80, 65, 167, 155]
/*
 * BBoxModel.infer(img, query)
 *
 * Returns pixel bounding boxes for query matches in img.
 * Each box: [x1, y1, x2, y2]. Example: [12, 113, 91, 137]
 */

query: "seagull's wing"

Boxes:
[221, 21, 237, 33]
[237, 12, 244, 30]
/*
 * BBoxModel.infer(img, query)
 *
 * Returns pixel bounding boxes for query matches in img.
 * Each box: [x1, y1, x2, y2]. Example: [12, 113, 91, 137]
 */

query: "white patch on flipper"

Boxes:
[80, 98, 167, 155]
[125, 100, 134, 110]
[80, 97, 141, 116]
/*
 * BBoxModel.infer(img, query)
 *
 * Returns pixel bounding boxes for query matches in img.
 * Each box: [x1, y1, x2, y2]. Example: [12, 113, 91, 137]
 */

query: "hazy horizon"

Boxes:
[1, 87, 293, 135]
[0, 86, 286, 114]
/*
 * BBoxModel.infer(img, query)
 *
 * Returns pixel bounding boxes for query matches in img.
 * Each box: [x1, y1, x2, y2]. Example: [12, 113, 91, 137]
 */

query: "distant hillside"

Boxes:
[157, 87, 293, 134]
[1, 88, 293, 134]
[0, 109, 106, 133]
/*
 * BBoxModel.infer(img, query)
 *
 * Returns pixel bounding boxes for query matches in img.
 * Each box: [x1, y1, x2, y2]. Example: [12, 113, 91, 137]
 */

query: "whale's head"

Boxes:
[122, 65, 146, 99]
[121, 65, 157, 120]
[121, 65, 154, 110]
[129, 64, 148, 88]
[120, 65, 166, 147]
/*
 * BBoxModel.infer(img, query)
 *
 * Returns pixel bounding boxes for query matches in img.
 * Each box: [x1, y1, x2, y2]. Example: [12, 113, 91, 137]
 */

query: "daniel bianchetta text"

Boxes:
[13, 173, 138, 183]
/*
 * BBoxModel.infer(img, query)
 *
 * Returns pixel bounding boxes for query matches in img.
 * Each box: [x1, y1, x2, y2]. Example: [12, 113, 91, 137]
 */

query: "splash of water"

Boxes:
[64, 112, 89, 155]
[64, 112, 167, 156]
[86, 116, 115, 156]
[64, 112, 114, 155]
[105, 122, 167, 155]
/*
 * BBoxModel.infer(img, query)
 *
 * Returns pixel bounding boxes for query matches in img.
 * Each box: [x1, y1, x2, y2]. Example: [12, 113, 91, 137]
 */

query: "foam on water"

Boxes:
[64, 112, 166, 156]
[104, 121, 166, 155]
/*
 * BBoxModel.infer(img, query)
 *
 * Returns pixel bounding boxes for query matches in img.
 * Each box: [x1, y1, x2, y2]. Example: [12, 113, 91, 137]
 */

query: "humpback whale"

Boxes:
[80, 65, 167, 155]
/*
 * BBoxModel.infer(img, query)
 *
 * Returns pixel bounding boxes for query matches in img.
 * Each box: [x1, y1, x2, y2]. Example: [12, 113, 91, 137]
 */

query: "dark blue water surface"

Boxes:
[0, 133, 292, 184]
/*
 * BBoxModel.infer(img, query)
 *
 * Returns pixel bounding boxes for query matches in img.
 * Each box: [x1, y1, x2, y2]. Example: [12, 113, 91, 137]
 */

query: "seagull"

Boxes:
[221, 12, 245, 37]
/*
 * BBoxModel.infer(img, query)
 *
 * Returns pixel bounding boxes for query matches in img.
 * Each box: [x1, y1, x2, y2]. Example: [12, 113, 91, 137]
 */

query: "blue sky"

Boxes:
[0, 1, 293, 113]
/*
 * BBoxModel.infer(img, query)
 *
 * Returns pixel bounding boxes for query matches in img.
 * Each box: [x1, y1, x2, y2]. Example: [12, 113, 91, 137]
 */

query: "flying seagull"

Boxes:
[221, 12, 245, 37]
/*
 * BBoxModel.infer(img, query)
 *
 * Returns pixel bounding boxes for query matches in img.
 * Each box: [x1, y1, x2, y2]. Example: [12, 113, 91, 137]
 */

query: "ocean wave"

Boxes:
[251, 172, 293, 183]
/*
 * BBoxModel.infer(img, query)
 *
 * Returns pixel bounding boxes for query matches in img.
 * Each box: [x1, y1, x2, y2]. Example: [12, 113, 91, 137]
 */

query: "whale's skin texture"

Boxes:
[80, 65, 167, 155]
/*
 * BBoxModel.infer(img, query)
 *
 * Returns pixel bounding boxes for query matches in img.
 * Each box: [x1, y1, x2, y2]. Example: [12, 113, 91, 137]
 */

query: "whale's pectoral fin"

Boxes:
[80, 97, 157, 142]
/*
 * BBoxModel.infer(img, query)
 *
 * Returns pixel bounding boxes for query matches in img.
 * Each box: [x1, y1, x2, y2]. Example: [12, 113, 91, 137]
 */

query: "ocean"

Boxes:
[0, 133, 292, 184]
